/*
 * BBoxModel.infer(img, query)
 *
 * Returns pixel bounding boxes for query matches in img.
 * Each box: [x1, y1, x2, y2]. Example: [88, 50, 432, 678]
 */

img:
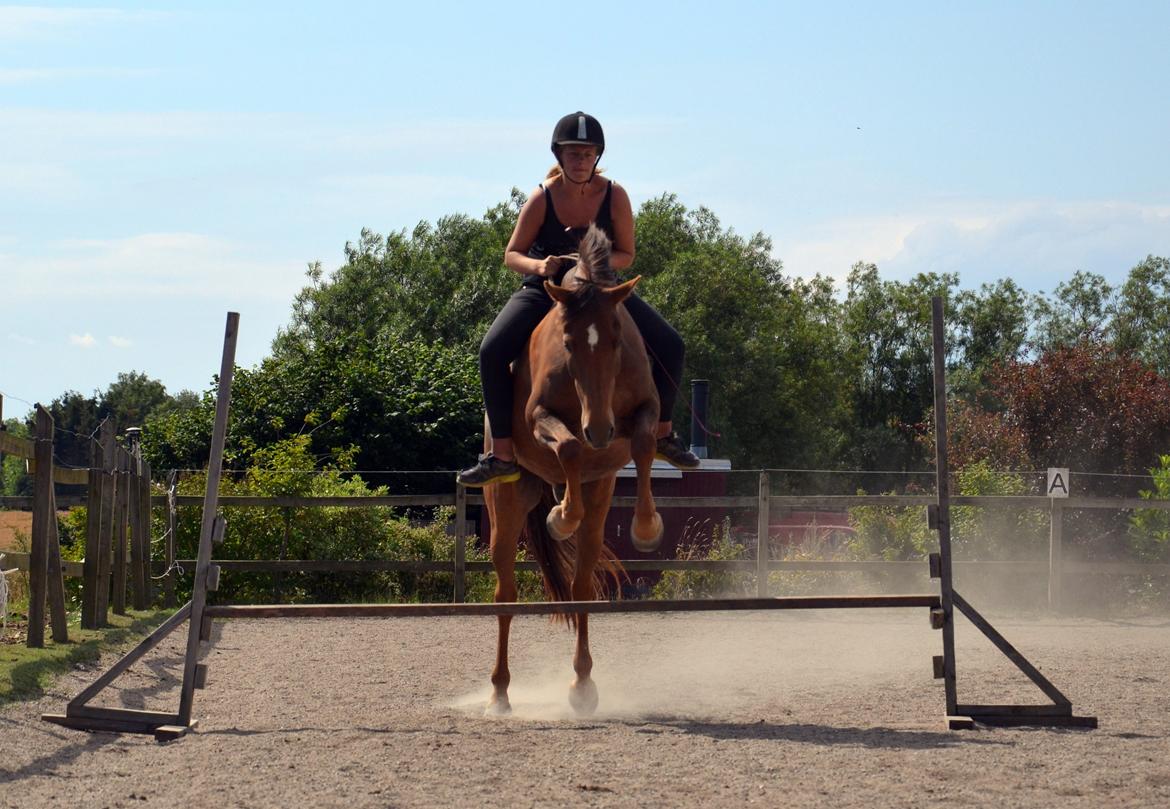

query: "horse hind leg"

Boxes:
[485, 475, 540, 716]
[629, 403, 664, 552]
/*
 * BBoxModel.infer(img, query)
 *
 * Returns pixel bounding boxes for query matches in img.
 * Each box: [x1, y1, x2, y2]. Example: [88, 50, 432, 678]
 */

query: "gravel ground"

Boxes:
[3, 607, 1169, 808]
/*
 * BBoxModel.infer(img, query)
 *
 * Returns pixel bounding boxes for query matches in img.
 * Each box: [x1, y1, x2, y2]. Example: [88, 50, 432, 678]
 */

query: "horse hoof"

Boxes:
[630, 512, 664, 553]
[485, 698, 512, 717]
[547, 505, 574, 541]
[569, 678, 599, 716]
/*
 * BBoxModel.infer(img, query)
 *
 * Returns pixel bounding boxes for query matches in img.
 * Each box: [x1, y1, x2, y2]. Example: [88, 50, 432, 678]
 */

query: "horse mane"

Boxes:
[559, 224, 618, 319]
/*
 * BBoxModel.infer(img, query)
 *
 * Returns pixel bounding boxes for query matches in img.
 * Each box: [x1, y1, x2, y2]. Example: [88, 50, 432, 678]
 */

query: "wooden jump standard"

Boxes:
[43, 302, 1097, 740]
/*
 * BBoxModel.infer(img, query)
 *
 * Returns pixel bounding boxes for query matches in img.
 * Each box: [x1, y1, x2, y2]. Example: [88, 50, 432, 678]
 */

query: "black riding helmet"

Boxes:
[551, 111, 605, 184]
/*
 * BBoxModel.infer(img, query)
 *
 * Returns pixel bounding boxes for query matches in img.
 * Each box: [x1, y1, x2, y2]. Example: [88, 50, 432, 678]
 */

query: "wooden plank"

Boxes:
[960, 713, 1098, 729]
[952, 589, 1071, 707]
[0, 430, 34, 460]
[955, 703, 1071, 716]
[66, 705, 182, 724]
[27, 407, 52, 648]
[69, 602, 193, 708]
[179, 311, 240, 727]
[43, 713, 175, 736]
[3, 550, 84, 577]
[24, 459, 90, 486]
[205, 594, 941, 620]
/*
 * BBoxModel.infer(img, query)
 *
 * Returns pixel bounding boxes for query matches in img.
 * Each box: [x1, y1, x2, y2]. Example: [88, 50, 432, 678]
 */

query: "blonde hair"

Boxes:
[546, 163, 606, 180]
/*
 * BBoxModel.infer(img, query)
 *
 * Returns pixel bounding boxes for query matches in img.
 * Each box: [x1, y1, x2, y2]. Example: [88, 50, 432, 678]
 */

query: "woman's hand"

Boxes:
[536, 254, 576, 277]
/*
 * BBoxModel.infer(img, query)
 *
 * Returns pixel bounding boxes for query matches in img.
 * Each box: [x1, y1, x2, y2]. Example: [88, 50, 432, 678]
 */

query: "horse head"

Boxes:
[543, 224, 640, 450]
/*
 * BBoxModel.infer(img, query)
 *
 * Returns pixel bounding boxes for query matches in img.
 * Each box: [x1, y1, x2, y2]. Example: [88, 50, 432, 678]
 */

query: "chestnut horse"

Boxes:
[482, 224, 664, 716]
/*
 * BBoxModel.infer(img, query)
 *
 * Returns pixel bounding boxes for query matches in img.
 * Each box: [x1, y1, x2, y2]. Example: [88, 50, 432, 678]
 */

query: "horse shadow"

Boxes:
[625, 716, 1012, 750]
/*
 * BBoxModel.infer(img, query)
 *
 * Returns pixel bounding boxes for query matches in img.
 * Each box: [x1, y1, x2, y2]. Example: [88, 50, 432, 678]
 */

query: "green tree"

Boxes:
[1031, 270, 1115, 352]
[952, 278, 1033, 394]
[1112, 255, 1170, 377]
[99, 371, 173, 433]
[838, 264, 958, 477]
[632, 195, 849, 469]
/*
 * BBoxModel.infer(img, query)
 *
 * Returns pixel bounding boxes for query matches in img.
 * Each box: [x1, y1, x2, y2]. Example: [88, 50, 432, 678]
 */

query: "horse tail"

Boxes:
[577, 224, 616, 286]
[524, 485, 626, 630]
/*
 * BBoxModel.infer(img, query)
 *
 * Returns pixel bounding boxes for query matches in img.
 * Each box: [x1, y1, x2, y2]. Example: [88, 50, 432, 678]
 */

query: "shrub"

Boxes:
[1129, 454, 1170, 562]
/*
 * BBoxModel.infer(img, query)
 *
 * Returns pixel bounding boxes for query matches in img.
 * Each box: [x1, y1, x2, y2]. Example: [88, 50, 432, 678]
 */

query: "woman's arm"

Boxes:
[504, 187, 564, 278]
[609, 183, 636, 270]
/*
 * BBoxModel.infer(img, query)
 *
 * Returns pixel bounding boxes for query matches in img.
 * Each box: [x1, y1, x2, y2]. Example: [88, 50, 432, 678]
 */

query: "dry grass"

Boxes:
[0, 510, 32, 551]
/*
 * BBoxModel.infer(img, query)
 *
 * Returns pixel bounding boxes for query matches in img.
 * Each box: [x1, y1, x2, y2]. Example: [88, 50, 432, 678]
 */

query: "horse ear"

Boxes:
[544, 280, 574, 304]
[606, 275, 641, 305]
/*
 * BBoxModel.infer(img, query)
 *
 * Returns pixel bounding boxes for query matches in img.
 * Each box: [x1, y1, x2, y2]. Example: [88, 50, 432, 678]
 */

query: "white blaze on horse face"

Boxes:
[587, 323, 600, 352]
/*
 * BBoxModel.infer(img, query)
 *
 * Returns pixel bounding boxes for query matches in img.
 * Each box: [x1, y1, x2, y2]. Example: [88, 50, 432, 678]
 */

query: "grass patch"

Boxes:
[0, 607, 174, 707]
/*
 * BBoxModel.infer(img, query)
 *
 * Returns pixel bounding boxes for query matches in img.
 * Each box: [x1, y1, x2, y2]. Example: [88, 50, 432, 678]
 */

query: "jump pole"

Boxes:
[43, 303, 1097, 739]
[928, 296, 1096, 729]
[42, 312, 239, 741]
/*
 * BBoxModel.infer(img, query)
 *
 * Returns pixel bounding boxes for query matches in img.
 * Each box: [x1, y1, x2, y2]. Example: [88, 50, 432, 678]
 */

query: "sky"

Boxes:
[2, 1, 1169, 415]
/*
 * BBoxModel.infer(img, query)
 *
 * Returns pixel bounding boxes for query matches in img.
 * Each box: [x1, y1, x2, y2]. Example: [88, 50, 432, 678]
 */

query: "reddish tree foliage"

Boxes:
[948, 343, 1170, 490]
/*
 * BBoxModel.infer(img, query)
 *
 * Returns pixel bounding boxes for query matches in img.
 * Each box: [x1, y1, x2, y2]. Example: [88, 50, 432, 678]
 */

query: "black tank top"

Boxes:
[523, 180, 614, 288]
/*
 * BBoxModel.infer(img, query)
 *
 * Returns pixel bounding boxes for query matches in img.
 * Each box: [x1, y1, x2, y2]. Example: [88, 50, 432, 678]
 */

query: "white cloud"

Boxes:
[108, 336, 132, 348]
[0, 67, 156, 84]
[69, 333, 96, 348]
[779, 201, 1170, 292]
[4, 232, 307, 303]
[0, 7, 165, 39]
[0, 161, 82, 198]
[7, 333, 36, 345]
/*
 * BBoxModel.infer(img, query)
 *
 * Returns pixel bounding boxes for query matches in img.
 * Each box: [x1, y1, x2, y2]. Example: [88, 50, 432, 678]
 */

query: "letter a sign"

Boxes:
[1047, 467, 1070, 498]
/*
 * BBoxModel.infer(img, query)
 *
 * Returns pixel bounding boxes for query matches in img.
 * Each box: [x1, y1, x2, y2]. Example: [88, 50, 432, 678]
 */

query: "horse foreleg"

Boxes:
[629, 401, 664, 552]
[533, 408, 585, 540]
[567, 478, 614, 716]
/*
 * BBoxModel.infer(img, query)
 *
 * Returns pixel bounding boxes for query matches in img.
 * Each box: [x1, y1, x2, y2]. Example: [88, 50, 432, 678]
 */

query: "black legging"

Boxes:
[479, 286, 684, 439]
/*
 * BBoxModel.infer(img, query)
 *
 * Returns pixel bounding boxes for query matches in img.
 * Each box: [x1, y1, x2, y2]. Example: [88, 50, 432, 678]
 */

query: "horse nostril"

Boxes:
[583, 427, 594, 445]
[607, 426, 615, 443]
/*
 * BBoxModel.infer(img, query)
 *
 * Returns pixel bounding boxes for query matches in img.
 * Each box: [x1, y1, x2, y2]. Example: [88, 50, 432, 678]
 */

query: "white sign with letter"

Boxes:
[1047, 467, 1070, 498]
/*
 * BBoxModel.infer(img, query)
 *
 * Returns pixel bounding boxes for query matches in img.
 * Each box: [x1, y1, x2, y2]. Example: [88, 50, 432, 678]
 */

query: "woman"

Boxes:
[457, 111, 699, 486]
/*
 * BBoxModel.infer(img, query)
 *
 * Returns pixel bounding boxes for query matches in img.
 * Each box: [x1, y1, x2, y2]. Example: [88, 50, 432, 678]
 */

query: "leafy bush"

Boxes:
[169, 435, 544, 605]
[846, 495, 932, 561]
[651, 520, 753, 599]
[951, 461, 1047, 560]
[1129, 454, 1170, 562]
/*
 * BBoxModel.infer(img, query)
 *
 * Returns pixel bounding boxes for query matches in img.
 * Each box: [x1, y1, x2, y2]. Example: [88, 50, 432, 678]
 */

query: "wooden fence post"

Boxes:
[131, 447, 153, 608]
[28, 407, 52, 647]
[756, 471, 770, 597]
[1048, 499, 1064, 612]
[126, 429, 148, 610]
[82, 437, 105, 628]
[96, 422, 116, 625]
[46, 483, 69, 642]
[165, 471, 178, 608]
[112, 449, 129, 616]
[454, 483, 467, 603]
[275, 505, 292, 601]
[28, 405, 68, 646]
